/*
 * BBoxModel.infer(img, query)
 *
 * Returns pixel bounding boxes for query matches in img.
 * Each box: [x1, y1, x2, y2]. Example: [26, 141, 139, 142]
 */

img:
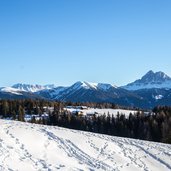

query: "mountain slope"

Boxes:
[38, 81, 146, 108]
[133, 88, 171, 107]
[0, 119, 171, 171]
[123, 70, 171, 90]
[36, 86, 67, 99]
[0, 87, 44, 100]
[0, 84, 54, 100]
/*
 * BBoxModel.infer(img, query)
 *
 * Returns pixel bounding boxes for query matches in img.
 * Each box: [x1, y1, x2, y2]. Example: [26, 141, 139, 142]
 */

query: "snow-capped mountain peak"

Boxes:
[12, 83, 45, 92]
[71, 81, 117, 91]
[68, 81, 97, 91]
[141, 70, 171, 82]
[123, 70, 171, 90]
[12, 83, 56, 93]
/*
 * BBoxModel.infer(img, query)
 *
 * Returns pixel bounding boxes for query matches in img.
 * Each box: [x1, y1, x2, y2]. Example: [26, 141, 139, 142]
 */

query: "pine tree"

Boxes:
[18, 105, 25, 121]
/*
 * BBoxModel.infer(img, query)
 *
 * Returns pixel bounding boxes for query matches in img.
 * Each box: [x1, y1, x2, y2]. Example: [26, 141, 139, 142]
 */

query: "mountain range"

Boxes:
[1, 70, 171, 109]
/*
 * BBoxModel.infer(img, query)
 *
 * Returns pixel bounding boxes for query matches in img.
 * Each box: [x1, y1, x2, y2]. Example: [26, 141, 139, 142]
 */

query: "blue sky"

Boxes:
[0, 0, 171, 87]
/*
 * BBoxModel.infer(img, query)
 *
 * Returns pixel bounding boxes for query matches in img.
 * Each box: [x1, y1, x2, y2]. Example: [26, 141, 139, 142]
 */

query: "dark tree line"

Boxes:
[48, 106, 171, 144]
[0, 99, 171, 144]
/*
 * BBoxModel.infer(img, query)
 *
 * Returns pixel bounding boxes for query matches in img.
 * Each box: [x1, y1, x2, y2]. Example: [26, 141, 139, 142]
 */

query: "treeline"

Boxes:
[48, 106, 171, 144]
[0, 99, 122, 121]
[0, 99, 54, 120]
[0, 99, 128, 118]
[0, 99, 170, 144]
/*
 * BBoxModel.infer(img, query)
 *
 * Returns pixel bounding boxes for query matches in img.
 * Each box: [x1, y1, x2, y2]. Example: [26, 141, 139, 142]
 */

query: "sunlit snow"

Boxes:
[0, 120, 171, 171]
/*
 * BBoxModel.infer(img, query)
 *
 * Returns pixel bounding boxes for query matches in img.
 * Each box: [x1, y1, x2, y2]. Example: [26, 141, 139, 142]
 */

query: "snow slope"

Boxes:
[0, 87, 23, 95]
[0, 120, 171, 171]
[70, 81, 117, 91]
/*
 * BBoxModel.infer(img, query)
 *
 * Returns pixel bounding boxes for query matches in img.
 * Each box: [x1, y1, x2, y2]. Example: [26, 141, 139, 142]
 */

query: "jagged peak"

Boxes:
[123, 70, 171, 90]
[146, 70, 154, 75]
[12, 83, 55, 93]
[141, 70, 171, 82]
[12, 83, 43, 88]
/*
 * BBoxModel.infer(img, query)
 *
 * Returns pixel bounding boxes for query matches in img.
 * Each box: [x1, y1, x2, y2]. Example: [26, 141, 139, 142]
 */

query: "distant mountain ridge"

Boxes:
[0, 70, 171, 109]
[12, 83, 56, 92]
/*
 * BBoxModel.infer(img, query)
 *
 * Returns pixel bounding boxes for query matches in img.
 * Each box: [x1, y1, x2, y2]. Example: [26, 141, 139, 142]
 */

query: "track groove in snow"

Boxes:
[41, 129, 112, 170]
[0, 120, 171, 171]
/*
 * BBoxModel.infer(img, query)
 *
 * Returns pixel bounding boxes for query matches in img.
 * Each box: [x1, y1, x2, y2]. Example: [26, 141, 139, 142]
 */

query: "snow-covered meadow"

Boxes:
[0, 119, 171, 171]
[64, 107, 138, 117]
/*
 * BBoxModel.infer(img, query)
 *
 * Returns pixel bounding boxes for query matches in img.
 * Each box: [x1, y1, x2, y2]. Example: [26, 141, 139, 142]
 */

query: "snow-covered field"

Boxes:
[64, 107, 137, 117]
[0, 120, 171, 171]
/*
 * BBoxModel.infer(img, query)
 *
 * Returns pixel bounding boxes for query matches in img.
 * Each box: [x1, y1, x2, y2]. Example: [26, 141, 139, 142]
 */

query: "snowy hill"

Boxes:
[0, 119, 171, 171]
[123, 70, 171, 90]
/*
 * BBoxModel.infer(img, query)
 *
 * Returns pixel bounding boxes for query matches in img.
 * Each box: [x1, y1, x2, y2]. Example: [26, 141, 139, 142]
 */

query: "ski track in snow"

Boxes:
[0, 120, 171, 171]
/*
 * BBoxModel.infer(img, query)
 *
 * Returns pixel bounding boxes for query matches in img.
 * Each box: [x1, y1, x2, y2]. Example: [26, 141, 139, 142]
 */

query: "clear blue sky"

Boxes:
[0, 0, 171, 87]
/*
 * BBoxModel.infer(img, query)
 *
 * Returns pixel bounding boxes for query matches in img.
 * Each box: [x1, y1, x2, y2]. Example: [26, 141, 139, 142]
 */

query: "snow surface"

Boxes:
[0, 119, 171, 171]
[70, 81, 117, 91]
[153, 95, 164, 100]
[64, 108, 137, 117]
[0, 87, 23, 95]
[12, 83, 56, 93]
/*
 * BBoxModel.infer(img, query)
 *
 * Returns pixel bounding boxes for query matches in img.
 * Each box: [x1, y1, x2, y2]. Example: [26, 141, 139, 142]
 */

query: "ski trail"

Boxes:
[130, 140, 171, 170]
[41, 128, 113, 170]
[77, 130, 171, 171]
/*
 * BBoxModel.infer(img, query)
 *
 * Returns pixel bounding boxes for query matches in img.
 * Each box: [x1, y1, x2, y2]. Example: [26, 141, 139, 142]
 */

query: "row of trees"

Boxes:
[48, 106, 171, 144]
[0, 99, 59, 118]
[0, 99, 130, 120]
[0, 99, 170, 144]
